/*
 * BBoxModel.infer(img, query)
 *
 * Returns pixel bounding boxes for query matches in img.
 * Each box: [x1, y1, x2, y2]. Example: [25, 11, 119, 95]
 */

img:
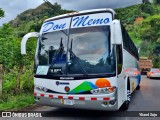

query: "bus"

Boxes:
[21, 8, 141, 110]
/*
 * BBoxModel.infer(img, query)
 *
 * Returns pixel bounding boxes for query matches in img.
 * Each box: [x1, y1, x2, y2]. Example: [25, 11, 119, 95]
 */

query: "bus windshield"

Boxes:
[36, 26, 116, 77]
[68, 26, 116, 75]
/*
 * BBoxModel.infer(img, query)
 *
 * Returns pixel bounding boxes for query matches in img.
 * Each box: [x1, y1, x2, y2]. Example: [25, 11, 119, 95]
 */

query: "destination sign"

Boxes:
[71, 13, 112, 28]
[40, 13, 112, 33]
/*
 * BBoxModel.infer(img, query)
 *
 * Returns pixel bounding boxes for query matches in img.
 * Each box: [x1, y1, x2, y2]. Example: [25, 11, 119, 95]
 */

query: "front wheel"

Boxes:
[136, 85, 140, 90]
[120, 89, 131, 110]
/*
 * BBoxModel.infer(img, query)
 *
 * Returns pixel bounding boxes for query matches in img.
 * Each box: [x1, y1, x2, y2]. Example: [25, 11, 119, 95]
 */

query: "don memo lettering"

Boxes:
[72, 15, 110, 27]
[42, 21, 66, 33]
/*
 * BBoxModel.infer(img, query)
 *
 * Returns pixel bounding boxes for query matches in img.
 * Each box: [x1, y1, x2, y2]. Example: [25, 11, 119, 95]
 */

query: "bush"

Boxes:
[3, 70, 17, 95]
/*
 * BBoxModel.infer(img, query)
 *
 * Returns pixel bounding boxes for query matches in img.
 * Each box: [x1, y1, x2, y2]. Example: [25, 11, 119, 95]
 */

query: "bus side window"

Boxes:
[116, 45, 123, 74]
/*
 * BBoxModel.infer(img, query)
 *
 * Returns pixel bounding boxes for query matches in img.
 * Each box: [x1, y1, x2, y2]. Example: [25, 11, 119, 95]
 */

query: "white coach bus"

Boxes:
[21, 8, 141, 110]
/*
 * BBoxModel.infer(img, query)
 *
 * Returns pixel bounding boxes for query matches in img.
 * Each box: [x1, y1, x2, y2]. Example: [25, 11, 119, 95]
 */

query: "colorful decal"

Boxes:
[69, 81, 97, 94]
[69, 78, 111, 94]
[95, 78, 111, 88]
[123, 68, 141, 86]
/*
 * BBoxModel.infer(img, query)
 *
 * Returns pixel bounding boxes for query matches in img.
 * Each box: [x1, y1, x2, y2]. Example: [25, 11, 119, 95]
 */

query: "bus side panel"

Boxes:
[123, 49, 139, 93]
[117, 73, 126, 109]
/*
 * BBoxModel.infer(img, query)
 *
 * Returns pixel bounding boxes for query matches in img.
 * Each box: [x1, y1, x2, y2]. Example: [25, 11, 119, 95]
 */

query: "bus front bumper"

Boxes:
[34, 91, 118, 111]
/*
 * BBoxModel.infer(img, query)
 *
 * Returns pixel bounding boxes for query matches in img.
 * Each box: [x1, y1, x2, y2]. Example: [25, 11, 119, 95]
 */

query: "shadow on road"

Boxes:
[42, 108, 122, 118]
[149, 78, 160, 80]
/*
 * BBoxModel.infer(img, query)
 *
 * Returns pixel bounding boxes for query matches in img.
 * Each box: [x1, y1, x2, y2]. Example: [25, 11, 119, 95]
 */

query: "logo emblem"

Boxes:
[55, 81, 70, 86]
[56, 81, 60, 86]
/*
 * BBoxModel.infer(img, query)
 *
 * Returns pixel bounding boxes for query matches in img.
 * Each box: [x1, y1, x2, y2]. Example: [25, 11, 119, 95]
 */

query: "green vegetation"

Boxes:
[0, 2, 160, 111]
[116, 3, 160, 67]
[154, 0, 160, 4]
[0, 24, 36, 111]
[0, 93, 34, 111]
[0, 8, 4, 18]
[0, 3, 72, 111]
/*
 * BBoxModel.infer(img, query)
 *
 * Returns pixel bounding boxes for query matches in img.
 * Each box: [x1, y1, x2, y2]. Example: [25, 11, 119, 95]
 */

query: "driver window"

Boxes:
[116, 45, 123, 74]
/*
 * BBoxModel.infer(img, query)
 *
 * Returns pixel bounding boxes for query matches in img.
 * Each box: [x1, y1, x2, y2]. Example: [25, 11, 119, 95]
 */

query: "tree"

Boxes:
[0, 24, 36, 93]
[0, 8, 4, 19]
[154, 0, 160, 4]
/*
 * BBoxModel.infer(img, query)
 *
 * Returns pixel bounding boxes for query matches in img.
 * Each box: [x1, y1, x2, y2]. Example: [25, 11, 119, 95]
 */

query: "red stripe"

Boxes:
[58, 96, 63, 99]
[68, 96, 73, 99]
[79, 97, 85, 100]
[103, 98, 110, 100]
[91, 98, 97, 100]
[36, 93, 110, 101]
[49, 95, 53, 98]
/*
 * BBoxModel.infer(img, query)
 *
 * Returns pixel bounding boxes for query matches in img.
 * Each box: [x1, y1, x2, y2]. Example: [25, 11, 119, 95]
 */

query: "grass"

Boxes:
[0, 92, 35, 111]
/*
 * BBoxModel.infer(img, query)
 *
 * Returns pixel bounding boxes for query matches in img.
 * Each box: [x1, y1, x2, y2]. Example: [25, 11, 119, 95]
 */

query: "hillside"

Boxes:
[116, 4, 160, 45]
[9, 2, 160, 67]
[115, 3, 160, 67]
[9, 2, 73, 37]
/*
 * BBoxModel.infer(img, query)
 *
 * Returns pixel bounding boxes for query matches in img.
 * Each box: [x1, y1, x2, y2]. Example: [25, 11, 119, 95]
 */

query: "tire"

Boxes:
[136, 85, 140, 90]
[120, 82, 131, 110]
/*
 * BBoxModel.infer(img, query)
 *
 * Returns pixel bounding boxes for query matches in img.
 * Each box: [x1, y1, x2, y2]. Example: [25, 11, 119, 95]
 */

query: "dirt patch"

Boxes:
[8, 104, 42, 111]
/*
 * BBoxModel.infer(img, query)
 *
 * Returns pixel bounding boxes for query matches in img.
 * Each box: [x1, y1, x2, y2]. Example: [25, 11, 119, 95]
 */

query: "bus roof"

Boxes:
[45, 8, 116, 22]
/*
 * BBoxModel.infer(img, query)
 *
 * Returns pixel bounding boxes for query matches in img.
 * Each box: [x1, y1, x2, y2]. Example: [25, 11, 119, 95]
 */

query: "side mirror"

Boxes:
[110, 20, 122, 45]
[21, 32, 39, 55]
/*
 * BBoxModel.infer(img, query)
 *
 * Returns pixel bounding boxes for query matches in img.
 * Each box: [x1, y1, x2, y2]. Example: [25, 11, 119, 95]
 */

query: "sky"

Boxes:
[0, 0, 144, 26]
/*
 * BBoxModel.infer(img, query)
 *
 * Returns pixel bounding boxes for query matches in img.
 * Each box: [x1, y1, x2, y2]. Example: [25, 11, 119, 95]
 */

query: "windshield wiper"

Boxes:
[49, 38, 66, 75]
[50, 30, 69, 66]
[69, 39, 88, 77]
[51, 38, 64, 65]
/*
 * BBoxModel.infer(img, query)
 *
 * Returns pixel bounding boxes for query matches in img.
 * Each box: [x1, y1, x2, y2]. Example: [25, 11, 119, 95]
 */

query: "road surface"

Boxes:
[2, 75, 160, 120]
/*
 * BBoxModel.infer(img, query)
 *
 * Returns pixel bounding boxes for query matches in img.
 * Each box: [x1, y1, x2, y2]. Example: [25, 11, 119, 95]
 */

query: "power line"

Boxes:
[43, 0, 55, 10]
[43, 0, 60, 14]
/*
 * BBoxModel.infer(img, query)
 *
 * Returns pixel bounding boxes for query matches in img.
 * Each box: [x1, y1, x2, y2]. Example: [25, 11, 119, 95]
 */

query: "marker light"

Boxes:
[90, 86, 116, 94]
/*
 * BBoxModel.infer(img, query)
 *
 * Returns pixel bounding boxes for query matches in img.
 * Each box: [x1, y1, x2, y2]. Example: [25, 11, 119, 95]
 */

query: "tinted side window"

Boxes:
[116, 45, 123, 74]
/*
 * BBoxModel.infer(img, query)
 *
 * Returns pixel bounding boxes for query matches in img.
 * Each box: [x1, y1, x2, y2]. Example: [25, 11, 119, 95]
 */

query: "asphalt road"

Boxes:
[2, 75, 160, 120]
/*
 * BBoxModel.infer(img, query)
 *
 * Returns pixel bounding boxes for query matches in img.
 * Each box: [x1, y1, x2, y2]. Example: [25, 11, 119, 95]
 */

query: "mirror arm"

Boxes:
[21, 32, 39, 55]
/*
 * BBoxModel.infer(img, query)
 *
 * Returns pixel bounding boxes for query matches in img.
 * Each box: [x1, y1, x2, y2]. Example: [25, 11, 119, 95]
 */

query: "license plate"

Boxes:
[61, 99, 75, 105]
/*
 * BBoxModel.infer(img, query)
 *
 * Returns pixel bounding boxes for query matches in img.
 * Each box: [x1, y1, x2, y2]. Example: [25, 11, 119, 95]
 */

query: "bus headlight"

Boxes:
[90, 86, 116, 94]
[34, 85, 48, 92]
